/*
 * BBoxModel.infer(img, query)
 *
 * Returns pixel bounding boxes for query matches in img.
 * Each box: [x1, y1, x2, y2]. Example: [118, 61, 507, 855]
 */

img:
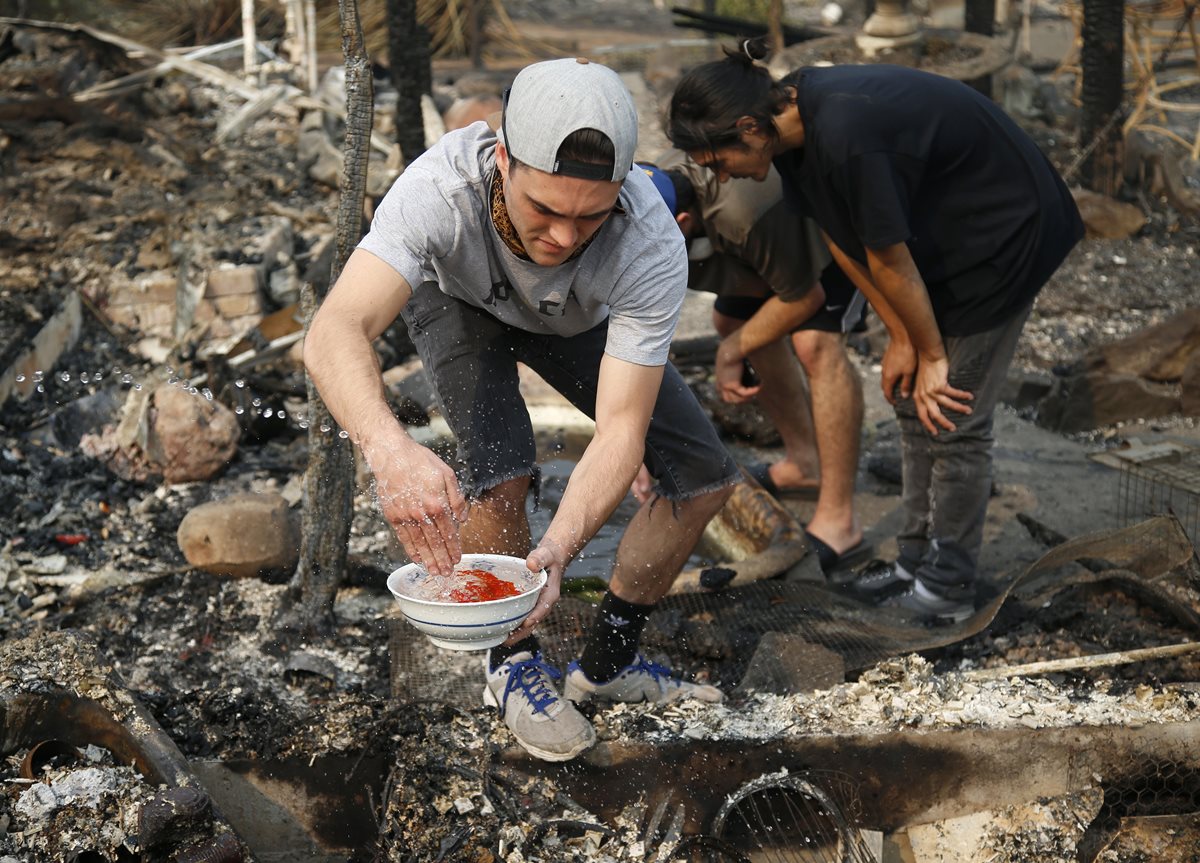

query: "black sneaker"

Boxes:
[882, 580, 974, 624]
[845, 559, 914, 601]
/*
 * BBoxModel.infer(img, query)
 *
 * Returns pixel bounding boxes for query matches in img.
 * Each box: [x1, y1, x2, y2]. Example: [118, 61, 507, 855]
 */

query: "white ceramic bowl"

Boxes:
[386, 554, 548, 651]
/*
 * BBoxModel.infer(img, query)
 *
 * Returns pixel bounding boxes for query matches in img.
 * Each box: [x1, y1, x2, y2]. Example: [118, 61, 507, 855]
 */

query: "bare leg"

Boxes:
[793, 330, 863, 554]
[608, 486, 733, 604]
[713, 309, 819, 490]
[457, 475, 533, 557]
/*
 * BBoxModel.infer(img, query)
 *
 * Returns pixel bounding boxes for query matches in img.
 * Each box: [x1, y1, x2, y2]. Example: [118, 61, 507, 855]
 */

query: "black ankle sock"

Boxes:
[488, 635, 541, 672]
[577, 591, 654, 684]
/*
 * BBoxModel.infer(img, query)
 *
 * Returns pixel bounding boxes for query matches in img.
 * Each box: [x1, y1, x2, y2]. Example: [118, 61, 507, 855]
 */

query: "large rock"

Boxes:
[1037, 370, 1181, 433]
[1071, 188, 1147, 239]
[1097, 307, 1200, 381]
[147, 385, 240, 482]
[1036, 309, 1200, 431]
[177, 492, 300, 579]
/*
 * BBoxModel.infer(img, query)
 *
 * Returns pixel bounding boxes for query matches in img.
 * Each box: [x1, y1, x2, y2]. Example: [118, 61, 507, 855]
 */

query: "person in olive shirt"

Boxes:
[641, 155, 869, 573]
[667, 43, 1084, 622]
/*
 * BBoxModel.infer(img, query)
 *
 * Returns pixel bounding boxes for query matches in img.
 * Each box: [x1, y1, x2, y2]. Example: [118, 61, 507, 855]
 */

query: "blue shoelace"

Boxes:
[626, 655, 677, 688]
[500, 654, 562, 717]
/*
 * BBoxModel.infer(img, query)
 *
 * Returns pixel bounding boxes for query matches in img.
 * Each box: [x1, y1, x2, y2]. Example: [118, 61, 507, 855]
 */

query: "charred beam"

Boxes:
[283, 0, 373, 637]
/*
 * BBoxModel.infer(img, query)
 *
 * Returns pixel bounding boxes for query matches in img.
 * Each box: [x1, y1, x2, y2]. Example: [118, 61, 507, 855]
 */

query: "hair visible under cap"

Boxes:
[555, 128, 616, 169]
[509, 128, 617, 176]
[667, 37, 791, 155]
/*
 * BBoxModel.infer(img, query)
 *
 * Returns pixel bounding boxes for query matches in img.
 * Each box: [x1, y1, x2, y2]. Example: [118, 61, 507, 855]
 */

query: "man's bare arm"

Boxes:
[512, 355, 662, 637]
[821, 231, 906, 338]
[713, 289, 825, 402]
[304, 249, 469, 573]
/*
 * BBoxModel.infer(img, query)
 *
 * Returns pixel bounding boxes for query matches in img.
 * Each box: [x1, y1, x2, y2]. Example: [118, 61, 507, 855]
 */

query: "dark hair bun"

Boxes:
[723, 35, 772, 64]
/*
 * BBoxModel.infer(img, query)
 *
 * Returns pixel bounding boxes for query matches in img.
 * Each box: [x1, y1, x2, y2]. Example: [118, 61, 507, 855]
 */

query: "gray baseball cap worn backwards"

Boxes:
[500, 57, 638, 183]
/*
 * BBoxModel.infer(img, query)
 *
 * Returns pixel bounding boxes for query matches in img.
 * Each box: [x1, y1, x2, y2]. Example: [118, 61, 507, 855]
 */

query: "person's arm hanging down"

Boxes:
[822, 232, 972, 435]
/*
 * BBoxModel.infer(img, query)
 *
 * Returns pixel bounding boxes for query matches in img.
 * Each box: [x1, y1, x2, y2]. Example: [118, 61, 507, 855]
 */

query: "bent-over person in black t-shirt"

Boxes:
[667, 41, 1084, 624]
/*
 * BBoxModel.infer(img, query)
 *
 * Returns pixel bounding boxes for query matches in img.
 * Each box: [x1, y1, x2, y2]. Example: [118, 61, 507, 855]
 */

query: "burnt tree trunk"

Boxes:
[467, 0, 490, 70]
[964, 0, 995, 36]
[282, 0, 374, 637]
[386, 0, 431, 165]
[767, 0, 785, 59]
[964, 0, 996, 97]
[1080, 0, 1124, 194]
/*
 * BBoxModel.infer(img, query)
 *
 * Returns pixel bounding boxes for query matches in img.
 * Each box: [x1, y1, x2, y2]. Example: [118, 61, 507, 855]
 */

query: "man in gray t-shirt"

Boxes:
[305, 58, 738, 763]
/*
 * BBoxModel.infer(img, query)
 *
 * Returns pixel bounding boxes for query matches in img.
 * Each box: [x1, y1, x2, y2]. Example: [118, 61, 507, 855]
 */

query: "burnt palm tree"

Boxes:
[1080, 0, 1124, 193]
[284, 0, 373, 637]
[386, 0, 431, 166]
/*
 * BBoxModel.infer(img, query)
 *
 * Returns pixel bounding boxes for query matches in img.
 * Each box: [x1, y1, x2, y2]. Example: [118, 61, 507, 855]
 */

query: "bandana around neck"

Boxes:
[489, 168, 609, 264]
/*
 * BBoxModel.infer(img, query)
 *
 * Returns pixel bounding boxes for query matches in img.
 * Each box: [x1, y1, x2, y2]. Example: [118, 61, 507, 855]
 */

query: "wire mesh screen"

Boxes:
[706, 769, 878, 863]
[1118, 443, 1200, 551]
[389, 516, 1198, 708]
[1078, 759, 1200, 862]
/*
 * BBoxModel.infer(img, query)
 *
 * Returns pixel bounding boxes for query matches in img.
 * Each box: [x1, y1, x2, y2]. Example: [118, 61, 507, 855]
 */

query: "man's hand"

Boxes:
[913, 354, 973, 434]
[715, 339, 761, 404]
[630, 464, 655, 505]
[369, 438, 470, 576]
[881, 336, 917, 405]
[505, 539, 572, 643]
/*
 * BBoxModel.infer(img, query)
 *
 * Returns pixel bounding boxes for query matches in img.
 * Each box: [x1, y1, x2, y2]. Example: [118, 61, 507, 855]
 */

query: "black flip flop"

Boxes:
[743, 461, 821, 501]
[804, 529, 875, 576]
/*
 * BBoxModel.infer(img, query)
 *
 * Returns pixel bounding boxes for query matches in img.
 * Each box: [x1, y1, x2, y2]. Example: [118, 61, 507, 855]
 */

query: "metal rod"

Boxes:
[963, 641, 1200, 681]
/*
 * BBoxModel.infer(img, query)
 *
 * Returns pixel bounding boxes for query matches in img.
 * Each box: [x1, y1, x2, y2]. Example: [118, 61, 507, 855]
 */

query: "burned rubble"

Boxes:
[2, 6, 1200, 863]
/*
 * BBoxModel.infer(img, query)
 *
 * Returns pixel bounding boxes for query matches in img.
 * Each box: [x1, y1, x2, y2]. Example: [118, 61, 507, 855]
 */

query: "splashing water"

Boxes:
[12, 362, 315, 436]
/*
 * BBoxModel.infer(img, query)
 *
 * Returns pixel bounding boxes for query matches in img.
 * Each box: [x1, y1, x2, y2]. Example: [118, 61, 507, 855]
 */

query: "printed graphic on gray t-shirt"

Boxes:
[358, 123, 688, 366]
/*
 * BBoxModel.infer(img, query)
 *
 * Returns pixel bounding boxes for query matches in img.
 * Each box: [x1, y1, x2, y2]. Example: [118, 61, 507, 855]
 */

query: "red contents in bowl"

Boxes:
[449, 569, 522, 603]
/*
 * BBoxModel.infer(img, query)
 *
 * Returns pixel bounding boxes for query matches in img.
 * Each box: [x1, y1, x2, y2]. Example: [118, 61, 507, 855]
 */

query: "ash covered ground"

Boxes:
[2, 5, 1200, 863]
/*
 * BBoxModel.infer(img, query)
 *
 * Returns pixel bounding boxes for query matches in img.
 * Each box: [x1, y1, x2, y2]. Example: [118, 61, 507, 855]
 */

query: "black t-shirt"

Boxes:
[774, 65, 1084, 336]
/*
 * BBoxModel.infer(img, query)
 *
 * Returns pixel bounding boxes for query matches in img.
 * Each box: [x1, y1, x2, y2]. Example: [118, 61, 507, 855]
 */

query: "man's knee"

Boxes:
[792, 329, 842, 373]
[712, 309, 744, 339]
[696, 481, 736, 516]
[476, 474, 533, 511]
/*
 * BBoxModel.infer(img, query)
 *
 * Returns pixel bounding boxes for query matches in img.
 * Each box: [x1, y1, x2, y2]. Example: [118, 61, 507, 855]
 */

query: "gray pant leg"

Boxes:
[894, 303, 1032, 595]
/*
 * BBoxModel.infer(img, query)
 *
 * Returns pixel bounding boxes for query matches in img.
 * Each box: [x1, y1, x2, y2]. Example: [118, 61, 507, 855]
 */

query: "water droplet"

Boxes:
[36, 384, 45, 394]
[252, 398, 262, 408]
[201, 388, 213, 401]
[277, 410, 287, 420]
[80, 372, 90, 383]
[166, 366, 175, 375]
[33, 371, 44, 382]
[234, 379, 245, 389]
[319, 424, 331, 434]
[59, 372, 70, 382]
[134, 383, 143, 391]
[14, 374, 24, 383]
[298, 420, 309, 429]
[338, 430, 349, 439]
[188, 387, 198, 396]
[235, 406, 245, 415]
[93, 370, 103, 381]
[167, 376, 179, 386]
[111, 366, 121, 376]
[121, 374, 134, 385]
[263, 408, 274, 418]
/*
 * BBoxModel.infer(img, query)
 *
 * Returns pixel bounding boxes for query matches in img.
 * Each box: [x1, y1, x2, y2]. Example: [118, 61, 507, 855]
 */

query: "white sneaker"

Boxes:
[483, 651, 596, 762]
[563, 655, 724, 705]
